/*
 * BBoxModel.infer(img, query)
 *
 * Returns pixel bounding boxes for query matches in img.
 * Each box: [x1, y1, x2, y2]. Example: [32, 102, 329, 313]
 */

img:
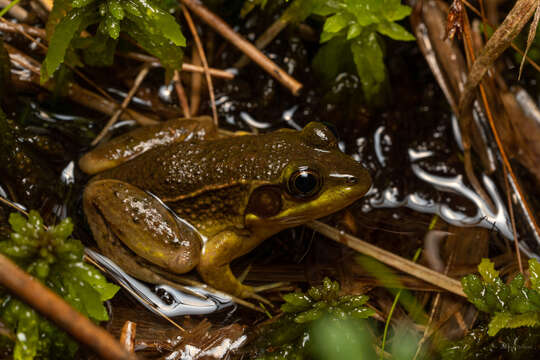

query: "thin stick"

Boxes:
[0, 253, 138, 360]
[462, 0, 540, 73]
[181, 0, 303, 95]
[181, 5, 218, 127]
[234, 17, 289, 68]
[503, 167, 523, 273]
[173, 70, 191, 118]
[307, 221, 466, 297]
[91, 63, 151, 146]
[117, 52, 234, 79]
[190, 47, 202, 115]
[460, 4, 540, 254]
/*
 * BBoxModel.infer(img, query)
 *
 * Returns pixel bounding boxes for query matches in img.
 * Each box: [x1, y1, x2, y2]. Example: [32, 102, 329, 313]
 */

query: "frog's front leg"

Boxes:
[83, 180, 202, 277]
[198, 230, 263, 300]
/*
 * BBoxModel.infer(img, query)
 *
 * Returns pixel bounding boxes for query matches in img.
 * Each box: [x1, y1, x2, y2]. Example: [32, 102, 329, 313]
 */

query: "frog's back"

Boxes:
[97, 131, 301, 198]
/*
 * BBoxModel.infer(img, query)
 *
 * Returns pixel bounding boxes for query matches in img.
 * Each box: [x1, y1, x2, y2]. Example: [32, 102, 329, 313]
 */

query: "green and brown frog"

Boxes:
[80, 118, 371, 300]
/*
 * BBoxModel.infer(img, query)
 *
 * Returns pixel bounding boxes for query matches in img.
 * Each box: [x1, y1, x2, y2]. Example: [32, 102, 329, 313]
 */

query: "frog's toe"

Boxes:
[245, 291, 273, 308]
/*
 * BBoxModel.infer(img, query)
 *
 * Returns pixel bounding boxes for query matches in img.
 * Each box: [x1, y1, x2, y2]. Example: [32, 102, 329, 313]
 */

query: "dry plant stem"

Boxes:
[234, 17, 289, 68]
[120, 321, 136, 352]
[456, 6, 497, 211]
[461, 0, 540, 73]
[181, 0, 303, 95]
[503, 167, 523, 273]
[0, 20, 47, 38]
[182, 5, 218, 127]
[0, 253, 138, 360]
[117, 52, 234, 79]
[91, 63, 151, 146]
[459, 0, 536, 113]
[459, 0, 540, 242]
[519, 0, 540, 79]
[173, 70, 191, 118]
[190, 47, 202, 115]
[0, 18, 117, 110]
[307, 221, 466, 297]
[5, 44, 157, 125]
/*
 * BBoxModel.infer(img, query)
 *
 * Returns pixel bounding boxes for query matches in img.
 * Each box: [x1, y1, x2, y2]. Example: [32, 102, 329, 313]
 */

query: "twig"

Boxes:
[181, 5, 218, 127]
[180, 0, 303, 95]
[5, 43, 157, 125]
[234, 17, 289, 68]
[461, 0, 540, 73]
[91, 63, 151, 146]
[0, 253, 138, 360]
[458, 0, 540, 248]
[173, 70, 191, 118]
[190, 47, 202, 115]
[117, 52, 234, 79]
[307, 221, 466, 297]
[503, 167, 523, 273]
[0, 20, 46, 38]
[120, 321, 136, 353]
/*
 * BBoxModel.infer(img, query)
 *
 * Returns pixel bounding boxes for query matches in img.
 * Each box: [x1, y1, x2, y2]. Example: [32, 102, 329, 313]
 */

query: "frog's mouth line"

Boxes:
[247, 184, 368, 229]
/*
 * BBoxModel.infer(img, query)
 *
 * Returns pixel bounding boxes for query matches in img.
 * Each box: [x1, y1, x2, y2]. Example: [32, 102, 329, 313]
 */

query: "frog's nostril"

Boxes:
[346, 176, 358, 184]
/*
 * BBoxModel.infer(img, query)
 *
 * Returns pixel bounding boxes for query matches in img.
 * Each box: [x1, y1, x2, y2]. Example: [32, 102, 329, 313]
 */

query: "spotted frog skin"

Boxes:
[80, 117, 371, 299]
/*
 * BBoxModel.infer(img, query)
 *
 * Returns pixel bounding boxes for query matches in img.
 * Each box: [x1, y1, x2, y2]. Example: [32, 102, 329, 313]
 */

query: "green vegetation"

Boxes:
[42, 0, 185, 82]
[462, 258, 540, 336]
[243, 0, 414, 101]
[256, 277, 375, 359]
[0, 211, 119, 360]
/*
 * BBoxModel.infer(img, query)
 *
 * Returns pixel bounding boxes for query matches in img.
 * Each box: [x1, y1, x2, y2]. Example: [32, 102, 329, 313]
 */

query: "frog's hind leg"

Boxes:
[83, 179, 202, 277]
[80, 116, 216, 174]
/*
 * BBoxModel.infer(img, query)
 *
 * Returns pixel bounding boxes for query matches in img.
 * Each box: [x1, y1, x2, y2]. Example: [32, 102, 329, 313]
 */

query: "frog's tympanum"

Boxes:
[81, 117, 371, 300]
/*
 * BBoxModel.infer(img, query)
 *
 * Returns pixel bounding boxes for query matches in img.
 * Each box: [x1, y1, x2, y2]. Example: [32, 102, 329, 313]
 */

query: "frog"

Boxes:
[80, 117, 371, 301]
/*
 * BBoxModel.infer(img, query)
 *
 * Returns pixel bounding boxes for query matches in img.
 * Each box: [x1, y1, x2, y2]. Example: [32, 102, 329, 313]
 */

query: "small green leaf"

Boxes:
[529, 258, 540, 291]
[42, 7, 99, 82]
[376, 20, 415, 41]
[323, 13, 350, 34]
[71, 0, 97, 8]
[478, 258, 499, 284]
[294, 308, 323, 323]
[346, 24, 362, 40]
[122, 0, 185, 46]
[488, 312, 540, 336]
[350, 307, 376, 319]
[65, 262, 119, 301]
[350, 32, 385, 101]
[13, 305, 39, 360]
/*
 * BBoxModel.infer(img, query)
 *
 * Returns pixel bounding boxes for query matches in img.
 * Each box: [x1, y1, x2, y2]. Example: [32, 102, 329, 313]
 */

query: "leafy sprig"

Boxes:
[256, 278, 375, 359]
[462, 258, 540, 336]
[42, 0, 185, 82]
[269, 0, 414, 102]
[0, 211, 119, 360]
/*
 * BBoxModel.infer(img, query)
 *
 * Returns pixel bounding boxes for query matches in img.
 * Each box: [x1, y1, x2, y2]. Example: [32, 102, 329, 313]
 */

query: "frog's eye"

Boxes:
[287, 168, 322, 199]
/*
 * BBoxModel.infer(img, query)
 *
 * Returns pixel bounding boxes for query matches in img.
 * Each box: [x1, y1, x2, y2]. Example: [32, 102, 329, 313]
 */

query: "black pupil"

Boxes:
[294, 172, 317, 194]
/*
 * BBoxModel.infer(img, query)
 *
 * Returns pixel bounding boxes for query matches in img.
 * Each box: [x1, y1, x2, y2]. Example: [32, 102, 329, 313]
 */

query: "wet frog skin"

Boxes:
[81, 117, 371, 300]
